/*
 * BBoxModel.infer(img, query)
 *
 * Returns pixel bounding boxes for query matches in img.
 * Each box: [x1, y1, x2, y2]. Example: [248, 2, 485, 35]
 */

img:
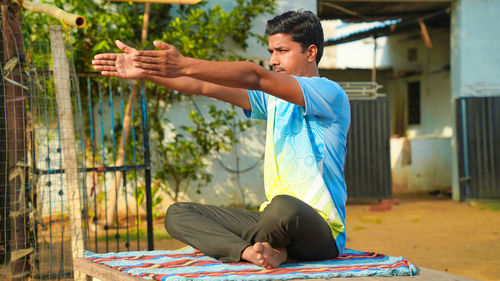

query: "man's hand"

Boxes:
[132, 41, 187, 78]
[92, 40, 144, 79]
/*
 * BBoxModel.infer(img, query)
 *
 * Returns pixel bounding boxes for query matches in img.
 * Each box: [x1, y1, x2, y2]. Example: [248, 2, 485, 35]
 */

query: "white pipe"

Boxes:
[21, 0, 86, 27]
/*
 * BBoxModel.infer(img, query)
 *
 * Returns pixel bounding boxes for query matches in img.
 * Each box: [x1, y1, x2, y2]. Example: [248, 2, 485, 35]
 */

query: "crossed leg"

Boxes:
[165, 195, 338, 269]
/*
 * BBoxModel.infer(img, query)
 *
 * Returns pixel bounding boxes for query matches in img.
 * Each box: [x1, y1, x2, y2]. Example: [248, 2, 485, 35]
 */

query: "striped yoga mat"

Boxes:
[84, 247, 417, 281]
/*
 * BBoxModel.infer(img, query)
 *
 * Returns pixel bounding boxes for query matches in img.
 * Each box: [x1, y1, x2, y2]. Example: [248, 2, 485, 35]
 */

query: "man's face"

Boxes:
[268, 33, 311, 76]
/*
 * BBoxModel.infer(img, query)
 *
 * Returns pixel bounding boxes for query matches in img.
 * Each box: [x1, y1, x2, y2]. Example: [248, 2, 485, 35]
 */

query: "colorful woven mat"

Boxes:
[84, 247, 417, 281]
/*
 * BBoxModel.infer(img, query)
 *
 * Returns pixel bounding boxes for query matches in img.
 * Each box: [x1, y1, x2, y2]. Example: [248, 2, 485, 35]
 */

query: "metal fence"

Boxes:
[341, 82, 392, 200]
[81, 76, 153, 254]
[456, 96, 500, 200]
[1, 8, 154, 279]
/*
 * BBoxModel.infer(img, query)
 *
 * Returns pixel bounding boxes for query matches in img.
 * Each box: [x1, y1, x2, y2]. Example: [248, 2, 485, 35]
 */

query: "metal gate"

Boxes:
[456, 96, 500, 200]
[341, 82, 392, 200]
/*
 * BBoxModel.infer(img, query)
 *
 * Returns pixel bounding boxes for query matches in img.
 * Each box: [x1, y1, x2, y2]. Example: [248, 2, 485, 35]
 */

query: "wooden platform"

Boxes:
[74, 257, 479, 281]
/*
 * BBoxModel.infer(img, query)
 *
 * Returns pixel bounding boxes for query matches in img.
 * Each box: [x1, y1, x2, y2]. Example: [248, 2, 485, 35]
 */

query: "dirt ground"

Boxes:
[153, 197, 499, 281]
[344, 198, 500, 281]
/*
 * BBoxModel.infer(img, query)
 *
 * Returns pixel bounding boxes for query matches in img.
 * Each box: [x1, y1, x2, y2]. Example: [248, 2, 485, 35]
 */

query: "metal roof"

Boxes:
[318, 0, 450, 22]
[324, 7, 450, 46]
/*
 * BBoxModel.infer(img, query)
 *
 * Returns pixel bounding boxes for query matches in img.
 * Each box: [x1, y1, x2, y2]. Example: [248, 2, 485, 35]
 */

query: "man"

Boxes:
[92, 10, 349, 269]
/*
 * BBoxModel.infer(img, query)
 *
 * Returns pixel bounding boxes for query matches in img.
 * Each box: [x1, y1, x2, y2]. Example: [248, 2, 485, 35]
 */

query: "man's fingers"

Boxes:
[94, 53, 118, 60]
[139, 69, 164, 77]
[153, 40, 173, 50]
[92, 59, 116, 66]
[93, 65, 117, 71]
[101, 71, 121, 78]
[134, 50, 162, 57]
[131, 55, 157, 63]
[116, 40, 137, 54]
[133, 61, 159, 71]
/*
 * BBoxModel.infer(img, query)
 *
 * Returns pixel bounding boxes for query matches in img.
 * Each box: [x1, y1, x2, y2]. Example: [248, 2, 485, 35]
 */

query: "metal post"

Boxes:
[459, 98, 470, 200]
[140, 86, 153, 250]
[372, 34, 377, 83]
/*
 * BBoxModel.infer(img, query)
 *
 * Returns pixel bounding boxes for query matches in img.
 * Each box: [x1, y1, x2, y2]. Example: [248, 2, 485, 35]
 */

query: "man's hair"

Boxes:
[265, 10, 324, 64]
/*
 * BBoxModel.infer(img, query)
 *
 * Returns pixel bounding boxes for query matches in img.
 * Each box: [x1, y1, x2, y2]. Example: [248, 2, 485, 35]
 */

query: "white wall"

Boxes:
[391, 137, 452, 192]
[385, 28, 452, 138]
[152, 96, 267, 208]
[384, 28, 453, 192]
[451, 0, 500, 98]
[450, 0, 500, 199]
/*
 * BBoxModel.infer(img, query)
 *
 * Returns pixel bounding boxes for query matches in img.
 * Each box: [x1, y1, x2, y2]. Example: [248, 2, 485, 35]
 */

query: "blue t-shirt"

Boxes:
[244, 76, 350, 253]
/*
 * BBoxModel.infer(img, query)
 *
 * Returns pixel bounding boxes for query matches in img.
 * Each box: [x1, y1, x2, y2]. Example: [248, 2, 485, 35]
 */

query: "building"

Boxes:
[318, 0, 500, 200]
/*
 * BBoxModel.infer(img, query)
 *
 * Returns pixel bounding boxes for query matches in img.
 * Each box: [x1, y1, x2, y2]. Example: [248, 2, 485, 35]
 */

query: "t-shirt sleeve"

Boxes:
[296, 76, 349, 121]
[243, 89, 269, 119]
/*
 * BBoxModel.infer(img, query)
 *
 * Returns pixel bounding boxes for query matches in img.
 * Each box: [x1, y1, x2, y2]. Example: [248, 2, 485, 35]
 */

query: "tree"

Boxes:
[23, 0, 276, 220]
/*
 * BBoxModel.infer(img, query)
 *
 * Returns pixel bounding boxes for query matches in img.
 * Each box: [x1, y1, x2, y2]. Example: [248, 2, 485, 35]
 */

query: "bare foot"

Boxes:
[241, 242, 287, 269]
[192, 248, 204, 256]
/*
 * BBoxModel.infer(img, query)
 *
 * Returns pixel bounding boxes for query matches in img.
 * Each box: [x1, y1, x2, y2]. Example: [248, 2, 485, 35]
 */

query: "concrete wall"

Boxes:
[391, 137, 452, 193]
[450, 0, 500, 199]
[385, 27, 451, 136]
[451, 0, 500, 99]
[152, 96, 267, 208]
[384, 28, 453, 192]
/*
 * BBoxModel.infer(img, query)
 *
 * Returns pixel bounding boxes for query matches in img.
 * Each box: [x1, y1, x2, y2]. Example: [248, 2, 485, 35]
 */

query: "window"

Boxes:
[408, 81, 421, 125]
[408, 48, 417, 61]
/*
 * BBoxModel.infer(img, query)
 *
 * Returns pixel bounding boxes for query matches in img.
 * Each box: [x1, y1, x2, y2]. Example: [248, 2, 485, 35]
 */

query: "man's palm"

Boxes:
[93, 40, 144, 80]
[115, 52, 142, 79]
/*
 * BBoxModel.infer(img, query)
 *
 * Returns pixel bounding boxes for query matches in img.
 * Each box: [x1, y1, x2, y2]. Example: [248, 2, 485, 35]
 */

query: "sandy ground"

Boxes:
[344, 198, 500, 281]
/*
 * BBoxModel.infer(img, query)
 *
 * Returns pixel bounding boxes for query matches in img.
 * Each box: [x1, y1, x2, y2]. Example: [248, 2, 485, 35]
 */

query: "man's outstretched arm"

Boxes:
[150, 76, 251, 110]
[92, 40, 251, 110]
[132, 41, 305, 107]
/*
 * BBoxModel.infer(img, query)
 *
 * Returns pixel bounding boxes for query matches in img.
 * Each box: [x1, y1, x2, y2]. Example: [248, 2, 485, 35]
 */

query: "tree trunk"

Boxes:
[2, 2, 31, 279]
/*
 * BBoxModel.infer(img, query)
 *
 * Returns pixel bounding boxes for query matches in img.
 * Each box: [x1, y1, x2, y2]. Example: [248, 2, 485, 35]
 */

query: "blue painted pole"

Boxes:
[118, 81, 131, 250]
[140, 86, 154, 250]
[108, 79, 120, 251]
[460, 98, 471, 199]
[98, 82, 109, 251]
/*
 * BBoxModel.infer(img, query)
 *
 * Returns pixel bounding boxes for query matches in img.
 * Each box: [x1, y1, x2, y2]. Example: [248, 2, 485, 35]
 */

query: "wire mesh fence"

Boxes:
[2, 4, 46, 279]
[1, 6, 153, 280]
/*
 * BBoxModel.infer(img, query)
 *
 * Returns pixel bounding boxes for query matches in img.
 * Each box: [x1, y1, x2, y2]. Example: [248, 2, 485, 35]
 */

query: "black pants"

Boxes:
[165, 195, 339, 262]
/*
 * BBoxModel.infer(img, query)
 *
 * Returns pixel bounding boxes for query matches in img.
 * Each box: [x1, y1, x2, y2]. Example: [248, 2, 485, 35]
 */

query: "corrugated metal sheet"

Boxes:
[345, 98, 392, 199]
[456, 97, 500, 200]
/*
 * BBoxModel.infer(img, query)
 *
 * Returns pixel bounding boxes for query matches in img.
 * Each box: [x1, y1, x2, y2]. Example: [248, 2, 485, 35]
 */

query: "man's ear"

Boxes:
[306, 44, 318, 63]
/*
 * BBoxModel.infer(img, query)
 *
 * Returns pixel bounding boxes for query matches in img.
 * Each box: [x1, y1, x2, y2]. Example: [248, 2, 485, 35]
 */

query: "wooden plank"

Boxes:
[75, 257, 478, 281]
[74, 258, 142, 281]
[49, 25, 86, 281]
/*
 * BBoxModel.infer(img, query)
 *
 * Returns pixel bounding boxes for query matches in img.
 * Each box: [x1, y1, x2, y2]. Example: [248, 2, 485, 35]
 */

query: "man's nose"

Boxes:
[269, 53, 279, 68]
